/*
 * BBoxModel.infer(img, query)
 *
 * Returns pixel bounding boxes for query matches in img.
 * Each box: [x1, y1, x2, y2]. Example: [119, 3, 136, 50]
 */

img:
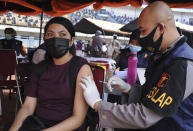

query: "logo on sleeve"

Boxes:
[146, 73, 173, 109]
[157, 73, 170, 87]
[146, 87, 173, 109]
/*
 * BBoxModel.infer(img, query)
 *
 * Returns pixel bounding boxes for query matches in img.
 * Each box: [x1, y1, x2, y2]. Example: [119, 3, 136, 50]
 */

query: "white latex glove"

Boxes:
[107, 75, 131, 93]
[32, 49, 46, 64]
[80, 76, 102, 109]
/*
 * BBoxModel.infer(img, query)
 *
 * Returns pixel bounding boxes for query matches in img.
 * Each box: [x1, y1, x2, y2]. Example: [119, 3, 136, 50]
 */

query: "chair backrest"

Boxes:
[0, 49, 17, 76]
[15, 63, 30, 80]
[90, 64, 106, 97]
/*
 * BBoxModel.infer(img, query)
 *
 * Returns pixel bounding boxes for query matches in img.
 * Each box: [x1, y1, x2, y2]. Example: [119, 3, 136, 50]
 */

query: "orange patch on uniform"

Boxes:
[157, 73, 170, 87]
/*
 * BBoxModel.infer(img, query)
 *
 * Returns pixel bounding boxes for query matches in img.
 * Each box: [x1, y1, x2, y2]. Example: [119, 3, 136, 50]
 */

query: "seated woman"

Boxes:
[9, 17, 93, 131]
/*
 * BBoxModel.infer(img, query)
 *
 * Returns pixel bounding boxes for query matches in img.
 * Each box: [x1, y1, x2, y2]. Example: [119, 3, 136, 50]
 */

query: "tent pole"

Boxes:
[39, 11, 44, 46]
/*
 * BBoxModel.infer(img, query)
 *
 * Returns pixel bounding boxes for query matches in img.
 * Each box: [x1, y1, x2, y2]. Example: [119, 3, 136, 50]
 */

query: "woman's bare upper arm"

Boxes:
[78, 64, 93, 80]
[73, 64, 93, 118]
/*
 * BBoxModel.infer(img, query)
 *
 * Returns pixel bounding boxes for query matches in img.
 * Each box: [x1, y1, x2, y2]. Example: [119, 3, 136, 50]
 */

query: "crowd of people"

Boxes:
[0, 1, 193, 131]
[0, 12, 51, 28]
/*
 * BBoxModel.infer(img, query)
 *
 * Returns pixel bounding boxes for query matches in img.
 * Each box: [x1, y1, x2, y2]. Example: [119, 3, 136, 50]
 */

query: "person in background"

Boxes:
[76, 40, 82, 51]
[80, 1, 193, 130]
[76, 40, 84, 57]
[137, 50, 151, 68]
[116, 29, 151, 72]
[107, 34, 121, 60]
[116, 48, 127, 70]
[8, 17, 93, 131]
[90, 30, 106, 57]
[0, 28, 26, 56]
[112, 34, 121, 60]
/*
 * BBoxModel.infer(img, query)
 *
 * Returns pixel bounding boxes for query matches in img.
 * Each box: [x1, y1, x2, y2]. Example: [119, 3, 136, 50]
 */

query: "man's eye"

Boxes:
[140, 30, 145, 35]
[140, 30, 144, 33]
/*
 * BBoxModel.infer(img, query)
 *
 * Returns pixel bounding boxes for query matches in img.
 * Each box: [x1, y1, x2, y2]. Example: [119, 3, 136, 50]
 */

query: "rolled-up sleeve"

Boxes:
[98, 101, 162, 129]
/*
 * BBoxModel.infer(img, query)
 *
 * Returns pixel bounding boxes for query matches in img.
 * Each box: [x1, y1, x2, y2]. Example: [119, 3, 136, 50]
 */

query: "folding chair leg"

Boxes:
[9, 89, 12, 100]
[17, 87, 23, 105]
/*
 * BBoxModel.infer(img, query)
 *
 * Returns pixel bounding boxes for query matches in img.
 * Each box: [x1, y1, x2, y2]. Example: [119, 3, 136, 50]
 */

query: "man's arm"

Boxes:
[127, 84, 143, 104]
[97, 59, 190, 129]
[98, 101, 162, 129]
[94, 83, 160, 129]
[80, 75, 162, 129]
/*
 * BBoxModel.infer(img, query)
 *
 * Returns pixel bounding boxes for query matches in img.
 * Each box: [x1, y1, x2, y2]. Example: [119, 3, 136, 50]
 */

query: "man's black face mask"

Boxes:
[45, 37, 70, 58]
[139, 25, 164, 53]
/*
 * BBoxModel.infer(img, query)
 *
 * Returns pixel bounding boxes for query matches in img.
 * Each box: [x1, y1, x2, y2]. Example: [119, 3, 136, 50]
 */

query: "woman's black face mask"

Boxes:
[139, 25, 164, 53]
[45, 37, 70, 58]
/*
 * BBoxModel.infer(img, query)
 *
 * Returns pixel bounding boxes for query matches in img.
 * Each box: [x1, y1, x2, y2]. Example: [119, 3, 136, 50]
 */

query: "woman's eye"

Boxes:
[47, 33, 53, 37]
[60, 33, 66, 37]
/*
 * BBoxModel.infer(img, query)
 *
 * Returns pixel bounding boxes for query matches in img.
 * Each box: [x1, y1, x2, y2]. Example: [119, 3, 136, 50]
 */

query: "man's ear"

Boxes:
[158, 23, 166, 34]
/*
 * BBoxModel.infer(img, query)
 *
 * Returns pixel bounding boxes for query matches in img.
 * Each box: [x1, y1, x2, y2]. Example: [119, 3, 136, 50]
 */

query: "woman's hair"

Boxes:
[44, 17, 76, 55]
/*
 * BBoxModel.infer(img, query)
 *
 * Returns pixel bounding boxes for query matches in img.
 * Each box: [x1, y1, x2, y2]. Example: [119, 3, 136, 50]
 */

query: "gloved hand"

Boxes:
[80, 76, 102, 109]
[107, 75, 131, 93]
[32, 49, 46, 64]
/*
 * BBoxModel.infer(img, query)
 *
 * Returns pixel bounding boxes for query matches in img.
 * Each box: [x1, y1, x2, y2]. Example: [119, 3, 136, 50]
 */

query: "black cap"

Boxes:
[129, 29, 140, 42]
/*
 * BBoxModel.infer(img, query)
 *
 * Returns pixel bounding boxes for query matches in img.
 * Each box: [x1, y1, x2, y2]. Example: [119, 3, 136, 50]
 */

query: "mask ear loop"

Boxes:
[157, 33, 164, 52]
[156, 23, 165, 51]
[148, 25, 163, 53]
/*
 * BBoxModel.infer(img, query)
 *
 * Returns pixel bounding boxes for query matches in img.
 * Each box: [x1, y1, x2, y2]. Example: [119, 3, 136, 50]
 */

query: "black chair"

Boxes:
[0, 49, 29, 114]
[0, 49, 18, 98]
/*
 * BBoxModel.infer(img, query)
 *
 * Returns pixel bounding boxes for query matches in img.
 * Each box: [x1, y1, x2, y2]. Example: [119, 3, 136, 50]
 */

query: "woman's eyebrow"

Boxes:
[59, 30, 67, 33]
[46, 30, 54, 33]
